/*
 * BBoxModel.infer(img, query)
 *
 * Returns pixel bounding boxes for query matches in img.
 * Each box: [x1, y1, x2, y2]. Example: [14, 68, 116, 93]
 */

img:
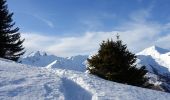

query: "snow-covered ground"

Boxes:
[1, 58, 170, 100]
[0, 58, 65, 100]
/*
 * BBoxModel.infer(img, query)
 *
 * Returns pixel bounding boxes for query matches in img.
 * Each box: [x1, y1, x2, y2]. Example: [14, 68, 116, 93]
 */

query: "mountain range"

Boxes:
[20, 46, 170, 74]
[19, 45, 170, 92]
[1, 46, 170, 99]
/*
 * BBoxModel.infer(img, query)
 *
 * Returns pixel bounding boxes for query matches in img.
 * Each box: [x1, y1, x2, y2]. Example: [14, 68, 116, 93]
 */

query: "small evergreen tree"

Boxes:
[87, 34, 148, 87]
[0, 0, 25, 61]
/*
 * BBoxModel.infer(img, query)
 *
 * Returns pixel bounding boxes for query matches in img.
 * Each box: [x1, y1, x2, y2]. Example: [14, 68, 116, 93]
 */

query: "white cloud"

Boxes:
[80, 12, 116, 31]
[22, 23, 167, 57]
[33, 15, 54, 28]
[21, 8, 170, 57]
[22, 32, 114, 57]
[156, 34, 170, 49]
[22, 33, 56, 51]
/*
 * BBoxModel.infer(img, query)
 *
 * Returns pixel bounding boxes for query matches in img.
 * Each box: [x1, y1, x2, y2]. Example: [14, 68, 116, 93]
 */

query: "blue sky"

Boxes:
[6, 0, 170, 56]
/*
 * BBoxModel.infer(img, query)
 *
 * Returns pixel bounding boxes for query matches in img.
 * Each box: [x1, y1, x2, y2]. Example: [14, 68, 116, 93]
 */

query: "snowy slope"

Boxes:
[0, 58, 65, 100]
[137, 46, 170, 75]
[1, 58, 170, 100]
[20, 51, 88, 72]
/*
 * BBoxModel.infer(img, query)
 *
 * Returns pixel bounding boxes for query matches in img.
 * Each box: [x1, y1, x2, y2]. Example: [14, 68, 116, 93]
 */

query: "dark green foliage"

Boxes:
[87, 37, 148, 87]
[0, 0, 25, 61]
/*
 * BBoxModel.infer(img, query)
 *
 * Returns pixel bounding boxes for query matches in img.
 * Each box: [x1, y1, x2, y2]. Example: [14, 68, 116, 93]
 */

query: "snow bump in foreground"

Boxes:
[0, 58, 170, 100]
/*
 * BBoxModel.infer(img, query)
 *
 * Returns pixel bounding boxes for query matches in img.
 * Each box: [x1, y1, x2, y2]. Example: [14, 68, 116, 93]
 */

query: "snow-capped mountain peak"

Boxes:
[20, 52, 88, 72]
[67, 55, 88, 60]
[25, 51, 47, 58]
[137, 46, 170, 75]
[20, 51, 63, 67]
[137, 45, 169, 58]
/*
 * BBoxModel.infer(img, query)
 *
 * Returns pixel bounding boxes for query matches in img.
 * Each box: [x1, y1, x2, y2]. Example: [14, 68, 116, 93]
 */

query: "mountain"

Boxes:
[20, 46, 170, 75]
[19, 46, 170, 92]
[20, 51, 88, 72]
[0, 58, 170, 99]
[137, 45, 170, 75]
[46, 55, 88, 72]
[20, 51, 63, 67]
[137, 46, 170, 92]
[137, 45, 169, 56]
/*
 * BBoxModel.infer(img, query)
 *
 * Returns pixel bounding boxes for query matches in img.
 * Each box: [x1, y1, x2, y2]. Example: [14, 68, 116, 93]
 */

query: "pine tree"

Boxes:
[87, 34, 148, 87]
[0, 0, 25, 61]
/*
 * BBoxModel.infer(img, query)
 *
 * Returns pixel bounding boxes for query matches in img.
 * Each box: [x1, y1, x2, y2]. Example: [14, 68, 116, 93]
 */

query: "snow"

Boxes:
[20, 51, 64, 67]
[136, 46, 170, 90]
[21, 46, 170, 75]
[46, 55, 88, 72]
[20, 51, 88, 72]
[20, 46, 170, 76]
[0, 58, 64, 100]
[1, 58, 170, 100]
[137, 45, 170, 75]
[24, 51, 47, 57]
[137, 45, 169, 56]
[137, 55, 169, 74]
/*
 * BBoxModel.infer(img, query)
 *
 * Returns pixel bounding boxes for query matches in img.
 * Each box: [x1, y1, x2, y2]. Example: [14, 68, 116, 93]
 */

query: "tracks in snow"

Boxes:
[46, 68, 93, 100]
[62, 78, 92, 100]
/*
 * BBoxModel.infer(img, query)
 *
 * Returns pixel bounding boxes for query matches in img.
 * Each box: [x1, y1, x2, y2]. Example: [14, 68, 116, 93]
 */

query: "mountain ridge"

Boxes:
[20, 46, 170, 74]
[19, 46, 170, 92]
[20, 51, 88, 72]
[137, 46, 170, 75]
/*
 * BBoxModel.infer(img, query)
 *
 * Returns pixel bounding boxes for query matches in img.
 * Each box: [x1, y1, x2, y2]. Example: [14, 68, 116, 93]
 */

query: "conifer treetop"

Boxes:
[0, 0, 25, 61]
